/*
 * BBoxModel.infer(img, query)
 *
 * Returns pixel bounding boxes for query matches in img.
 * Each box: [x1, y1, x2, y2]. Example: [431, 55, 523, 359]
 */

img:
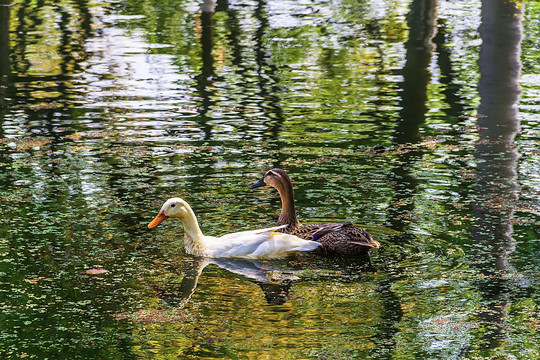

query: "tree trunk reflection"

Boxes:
[195, 0, 216, 140]
[0, 0, 11, 138]
[473, 0, 523, 351]
[379, 0, 438, 357]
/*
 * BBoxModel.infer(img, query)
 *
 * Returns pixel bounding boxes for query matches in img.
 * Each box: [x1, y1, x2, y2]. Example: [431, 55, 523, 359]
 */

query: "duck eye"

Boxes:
[170, 203, 176, 208]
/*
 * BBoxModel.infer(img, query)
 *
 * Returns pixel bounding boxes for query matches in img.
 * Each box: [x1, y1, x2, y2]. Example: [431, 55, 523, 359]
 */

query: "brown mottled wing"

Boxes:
[289, 222, 349, 240]
[337, 222, 376, 245]
[290, 222, 378, 255]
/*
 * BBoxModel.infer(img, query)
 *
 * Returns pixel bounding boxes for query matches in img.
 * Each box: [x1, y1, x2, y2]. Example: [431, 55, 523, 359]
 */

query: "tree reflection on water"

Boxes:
[473, 0, 523, 352]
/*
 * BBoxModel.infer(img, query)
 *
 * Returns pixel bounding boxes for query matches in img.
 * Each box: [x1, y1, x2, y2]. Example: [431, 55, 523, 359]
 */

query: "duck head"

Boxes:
[148, 197, 193, 228]
[250, 168, 292, 190]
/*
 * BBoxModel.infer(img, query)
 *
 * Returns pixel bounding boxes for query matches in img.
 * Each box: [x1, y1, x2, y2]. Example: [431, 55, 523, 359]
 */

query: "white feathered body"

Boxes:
[149, 198, 321, 259]
[184, 225, 321, 259]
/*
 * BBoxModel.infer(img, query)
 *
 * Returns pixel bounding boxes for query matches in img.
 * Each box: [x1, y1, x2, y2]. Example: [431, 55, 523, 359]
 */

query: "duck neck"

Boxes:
[178, 209, 207, 254]
[276, 180, 300, 230]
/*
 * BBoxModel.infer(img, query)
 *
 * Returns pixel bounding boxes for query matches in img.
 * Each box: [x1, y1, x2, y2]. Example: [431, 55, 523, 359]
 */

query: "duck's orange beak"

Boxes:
[148, 210, 169, 229]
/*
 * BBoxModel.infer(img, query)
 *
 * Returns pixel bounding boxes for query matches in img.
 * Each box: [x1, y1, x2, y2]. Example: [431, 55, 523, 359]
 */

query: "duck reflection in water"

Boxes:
[150, 255, 301, 307]
[150, 255, 376, 307]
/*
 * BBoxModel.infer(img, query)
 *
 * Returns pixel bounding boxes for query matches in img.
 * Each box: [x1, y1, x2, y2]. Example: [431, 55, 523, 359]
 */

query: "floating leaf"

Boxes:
[84, 268, 108, 275]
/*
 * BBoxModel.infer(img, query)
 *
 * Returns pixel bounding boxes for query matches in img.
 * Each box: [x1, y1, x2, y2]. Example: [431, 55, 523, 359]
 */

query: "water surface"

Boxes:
[0, 0, 539, 359]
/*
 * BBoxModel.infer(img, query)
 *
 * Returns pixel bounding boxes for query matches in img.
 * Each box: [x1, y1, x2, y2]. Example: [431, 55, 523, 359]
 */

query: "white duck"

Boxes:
[148, 197, 321, 259]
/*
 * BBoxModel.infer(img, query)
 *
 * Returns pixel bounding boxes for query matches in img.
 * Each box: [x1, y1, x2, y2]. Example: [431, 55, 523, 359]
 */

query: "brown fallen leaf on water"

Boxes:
[84, 268, 108, 275]
[24, 277, 51, 284]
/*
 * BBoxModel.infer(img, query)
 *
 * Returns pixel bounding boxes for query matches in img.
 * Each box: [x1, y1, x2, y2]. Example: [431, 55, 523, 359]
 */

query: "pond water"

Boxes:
[1, 0, 539, 358]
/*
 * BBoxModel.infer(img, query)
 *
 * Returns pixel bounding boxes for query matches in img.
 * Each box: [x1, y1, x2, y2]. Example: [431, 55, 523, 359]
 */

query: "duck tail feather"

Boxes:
[254, 224, 288, 234]
[350, 240, 380, 248]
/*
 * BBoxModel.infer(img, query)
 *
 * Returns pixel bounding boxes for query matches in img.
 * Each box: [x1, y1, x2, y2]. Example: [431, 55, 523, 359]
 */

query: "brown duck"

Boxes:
[250, 168, 380, 255]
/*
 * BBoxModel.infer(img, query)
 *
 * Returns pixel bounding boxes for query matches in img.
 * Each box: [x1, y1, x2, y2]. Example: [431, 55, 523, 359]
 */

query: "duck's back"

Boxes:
[286, 222, 378, 255]
[207, 229, 321, 259]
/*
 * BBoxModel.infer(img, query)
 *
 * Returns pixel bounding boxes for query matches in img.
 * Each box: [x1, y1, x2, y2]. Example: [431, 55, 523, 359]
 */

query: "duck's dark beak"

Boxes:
[249, 178, 266, 189]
